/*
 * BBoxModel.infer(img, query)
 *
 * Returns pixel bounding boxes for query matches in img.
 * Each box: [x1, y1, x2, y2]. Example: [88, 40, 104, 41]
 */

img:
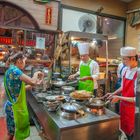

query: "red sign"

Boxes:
[46, 6, 52, 25]
[0, 37, 12, 45]
[0, 37, 35, 46]
[18, 39, 36, 46]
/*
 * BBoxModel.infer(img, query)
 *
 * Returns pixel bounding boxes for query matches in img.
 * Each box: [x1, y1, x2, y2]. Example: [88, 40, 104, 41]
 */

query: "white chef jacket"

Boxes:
[76, 59, 99, 89]
[117, 63, 127, 79]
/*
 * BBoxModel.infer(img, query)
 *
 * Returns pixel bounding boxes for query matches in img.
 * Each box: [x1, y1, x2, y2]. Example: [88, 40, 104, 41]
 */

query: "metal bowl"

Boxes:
[44, 101, 60, 111]
[52, 80, 66, 87]
[61, 86, 75, 94]
[36, 93, 47, 100]
[45, 95, 65, 102]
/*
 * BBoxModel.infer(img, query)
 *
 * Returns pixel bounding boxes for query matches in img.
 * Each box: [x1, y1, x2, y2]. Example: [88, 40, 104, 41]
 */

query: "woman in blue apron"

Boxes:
[4, 52, 44, 140]
[69, 43, 99, 96]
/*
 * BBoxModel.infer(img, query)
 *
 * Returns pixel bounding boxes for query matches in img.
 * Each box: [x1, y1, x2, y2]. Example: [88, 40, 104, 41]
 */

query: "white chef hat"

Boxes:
[78, 43, 89, 55]
[120, 46, 137, 57]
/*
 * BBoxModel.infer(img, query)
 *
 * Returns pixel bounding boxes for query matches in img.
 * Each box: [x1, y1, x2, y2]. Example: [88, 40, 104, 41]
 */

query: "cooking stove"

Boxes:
[59, 109, 86, 120]
[87, 107, 105, 116]
[27, 91, 120, 140]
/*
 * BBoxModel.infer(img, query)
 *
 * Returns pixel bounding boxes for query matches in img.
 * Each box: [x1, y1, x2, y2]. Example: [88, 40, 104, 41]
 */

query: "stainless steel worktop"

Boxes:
[27, 91, 120, 140]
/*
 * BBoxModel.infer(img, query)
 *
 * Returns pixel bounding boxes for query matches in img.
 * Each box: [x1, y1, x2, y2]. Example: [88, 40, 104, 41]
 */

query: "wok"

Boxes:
[86, 98, 110, 109]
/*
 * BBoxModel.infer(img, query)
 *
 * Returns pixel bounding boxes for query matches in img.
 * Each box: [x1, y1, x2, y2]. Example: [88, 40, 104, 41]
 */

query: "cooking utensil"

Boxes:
[52, 80, 66, 87]
[70, 90, 92, 101]
[52, 72, 61, 79]
[45, 96, 57, 102]
[61, 102, 82, 113]
[45, 95, 65, 102]
[44, 100, 60, 112]
[36, 93, 47, 100]
[86, 98, 110, 109]
[61, 86, 75, 94]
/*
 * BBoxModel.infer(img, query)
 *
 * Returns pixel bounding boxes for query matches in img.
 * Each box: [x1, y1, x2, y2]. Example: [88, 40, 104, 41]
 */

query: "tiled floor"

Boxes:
[25, 126, 42, 140]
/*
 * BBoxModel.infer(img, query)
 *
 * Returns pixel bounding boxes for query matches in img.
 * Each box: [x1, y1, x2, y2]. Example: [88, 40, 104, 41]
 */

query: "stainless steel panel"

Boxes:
[27, 91, 120, 140]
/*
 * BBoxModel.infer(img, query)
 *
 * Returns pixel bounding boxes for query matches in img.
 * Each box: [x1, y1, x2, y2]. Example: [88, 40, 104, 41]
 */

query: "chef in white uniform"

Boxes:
[69, 43, 99, 96]
[105, 46, 138, 140]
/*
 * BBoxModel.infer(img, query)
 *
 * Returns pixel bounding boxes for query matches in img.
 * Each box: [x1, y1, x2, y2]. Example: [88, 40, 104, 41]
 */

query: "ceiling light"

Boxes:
[104, 18, 108, 21]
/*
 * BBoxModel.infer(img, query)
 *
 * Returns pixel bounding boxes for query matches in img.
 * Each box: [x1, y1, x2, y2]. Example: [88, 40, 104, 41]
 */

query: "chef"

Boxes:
[69, 42, 99, 96]
[105, 46, 138, 140]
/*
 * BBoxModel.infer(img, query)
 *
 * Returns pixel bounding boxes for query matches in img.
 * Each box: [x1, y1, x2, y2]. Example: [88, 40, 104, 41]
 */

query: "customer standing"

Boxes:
[69, 43, 99, 96]
[105, 46, 138, 140]
[4, 52, 44, 140]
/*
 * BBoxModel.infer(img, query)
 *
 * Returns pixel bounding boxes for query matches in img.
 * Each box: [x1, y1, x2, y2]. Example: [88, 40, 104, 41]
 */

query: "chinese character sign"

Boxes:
[46, 6, 52, 25]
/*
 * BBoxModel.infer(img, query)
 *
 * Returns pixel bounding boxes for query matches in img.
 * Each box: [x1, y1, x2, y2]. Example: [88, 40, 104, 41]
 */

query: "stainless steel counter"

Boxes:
[27, 91, 120, 140]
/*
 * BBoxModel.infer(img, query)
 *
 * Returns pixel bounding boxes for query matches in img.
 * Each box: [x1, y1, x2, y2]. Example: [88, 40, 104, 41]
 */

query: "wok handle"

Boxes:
[104, 100, 110, 105]
[65, 80, 78, 86]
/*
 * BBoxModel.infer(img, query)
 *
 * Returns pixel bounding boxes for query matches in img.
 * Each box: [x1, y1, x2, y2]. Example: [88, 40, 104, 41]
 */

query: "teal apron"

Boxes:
[78, 60, 94, 94]
[4, 75, 30, 140]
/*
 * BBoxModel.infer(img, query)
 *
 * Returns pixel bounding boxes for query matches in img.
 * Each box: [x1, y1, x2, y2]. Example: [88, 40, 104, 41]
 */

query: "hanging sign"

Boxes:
[36, 37, 45, 49]
[46, 6, 52, 25]
[0, 37, 12, 45]
[0, 37, 36, 46]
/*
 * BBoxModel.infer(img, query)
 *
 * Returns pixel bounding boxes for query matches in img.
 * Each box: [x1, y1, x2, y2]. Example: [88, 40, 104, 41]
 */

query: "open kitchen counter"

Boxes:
[27, 91, 120, 140]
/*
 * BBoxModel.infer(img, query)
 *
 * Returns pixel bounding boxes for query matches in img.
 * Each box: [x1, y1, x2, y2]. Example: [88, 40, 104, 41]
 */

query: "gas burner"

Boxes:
[87, 108, 105, 116]
[59, 111, 83, 120]
[59, 102, 85, 120]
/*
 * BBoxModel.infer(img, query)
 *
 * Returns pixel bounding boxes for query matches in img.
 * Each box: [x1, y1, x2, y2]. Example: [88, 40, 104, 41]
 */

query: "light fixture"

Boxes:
[71, 37, 74, 41]
[108, 35, 118, 40]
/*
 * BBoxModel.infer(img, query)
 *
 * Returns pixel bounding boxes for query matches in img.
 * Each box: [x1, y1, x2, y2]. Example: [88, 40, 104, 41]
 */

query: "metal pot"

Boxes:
[36, 93, 47, 100]
[60, 102, 84, 119]
[44, 100, 60, 112]
[52, 72, 61, 80]
[61, 102, 82, 113]
[61, 86, 75, 94]
[52, 80, 66, 87]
